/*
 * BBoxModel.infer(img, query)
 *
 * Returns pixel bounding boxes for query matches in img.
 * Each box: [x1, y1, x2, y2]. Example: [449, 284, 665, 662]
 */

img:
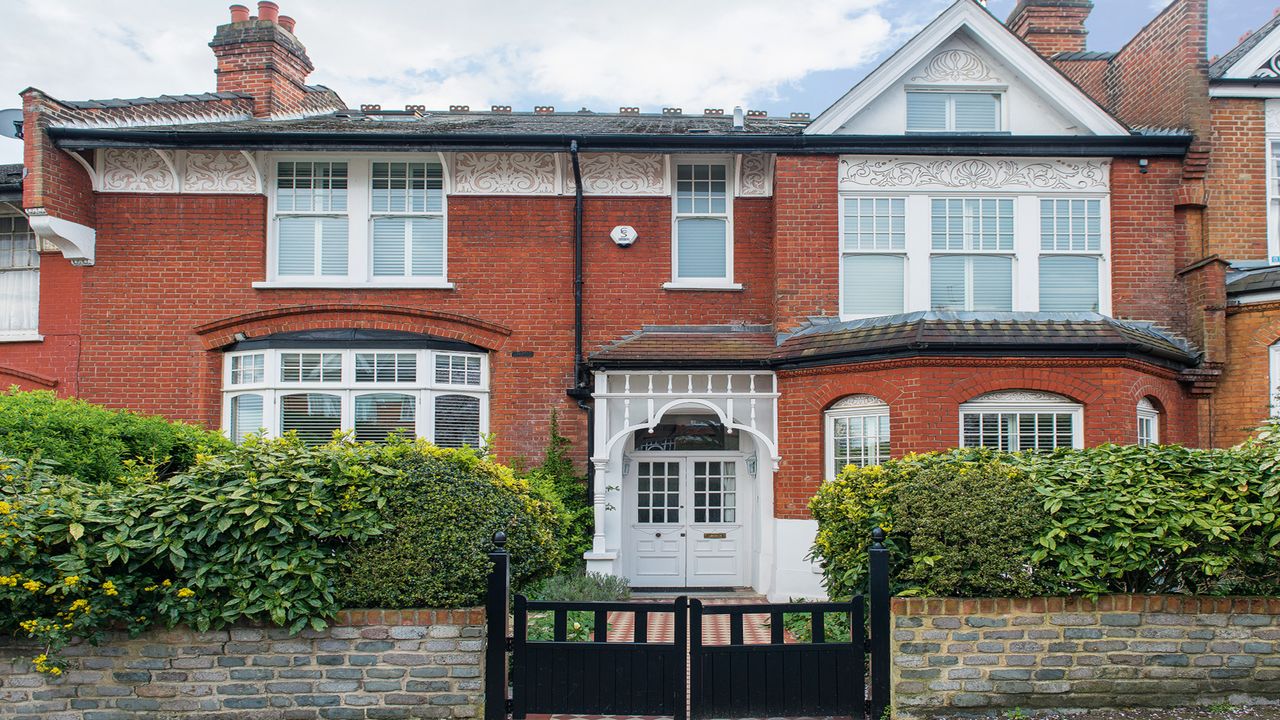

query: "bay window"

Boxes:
[930, 198, 1014, 312]
[264, 155, 449, 288]
[960, 391, 1082, 451]
[841, 198, 906, 317]
[223, 346, 487, 447]
[670, 160, 735, 288]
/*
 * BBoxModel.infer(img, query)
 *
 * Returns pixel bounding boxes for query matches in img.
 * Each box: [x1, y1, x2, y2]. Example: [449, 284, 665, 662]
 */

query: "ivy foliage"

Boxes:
[523, 410, 593, 569]
[811, 431, 1280, 599]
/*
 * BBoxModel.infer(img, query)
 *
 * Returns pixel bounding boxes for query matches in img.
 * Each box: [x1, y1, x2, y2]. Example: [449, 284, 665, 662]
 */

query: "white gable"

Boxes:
[1210, 17, 1280, 98]
[806, 0, 1127, 136]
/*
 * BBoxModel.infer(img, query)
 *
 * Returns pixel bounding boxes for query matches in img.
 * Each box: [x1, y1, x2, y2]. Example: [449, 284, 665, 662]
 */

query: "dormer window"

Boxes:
[906, 91, 1001, 133]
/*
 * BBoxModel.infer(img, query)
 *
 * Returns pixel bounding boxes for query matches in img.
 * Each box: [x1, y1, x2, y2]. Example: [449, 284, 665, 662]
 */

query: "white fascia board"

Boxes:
[805, 0, 1128, 137]
[1209, 84, 1280, 99]
[1218, 28, 1280, 80]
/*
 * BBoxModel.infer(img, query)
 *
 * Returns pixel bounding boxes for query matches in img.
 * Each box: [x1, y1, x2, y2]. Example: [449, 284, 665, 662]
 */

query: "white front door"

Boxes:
[628, 456, 748, 588]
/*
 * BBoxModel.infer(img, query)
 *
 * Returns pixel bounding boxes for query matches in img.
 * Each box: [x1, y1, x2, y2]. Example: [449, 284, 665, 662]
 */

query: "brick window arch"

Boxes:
[824, 394, 890, 477]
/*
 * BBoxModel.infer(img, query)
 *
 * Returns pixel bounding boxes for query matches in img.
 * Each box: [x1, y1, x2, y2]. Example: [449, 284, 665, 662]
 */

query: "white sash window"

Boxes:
[670, 159, 736, 288]
[1136, 398, 1159, 447]
[0, 214, 39, 339]
[825, 395, 891, 477]
[841, 198, 907, 318]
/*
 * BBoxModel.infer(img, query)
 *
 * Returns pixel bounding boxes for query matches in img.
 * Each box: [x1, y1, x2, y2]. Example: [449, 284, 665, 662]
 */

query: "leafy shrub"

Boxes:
[527, 571, 630, 641]
[0, 437, 387, 674]
[0, 389, 228, 484]
[524, 411, 593, 569]
[334, 438, 561, 609]
[811, 438, 1280, 599]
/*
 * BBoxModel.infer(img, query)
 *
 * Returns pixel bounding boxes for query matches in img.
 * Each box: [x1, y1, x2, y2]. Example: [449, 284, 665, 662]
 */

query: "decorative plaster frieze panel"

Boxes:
[969, 390, 1071, 404]
[737, 154, 774, 197]
[183, 151, 260, 193]
[1267, 100, 1280, 135]
[449, 152, 558, 195]
[100, 149, 177, 193]
[566, 153, 667, 195]
[911, 49, 998, 83]
[1255, 52, 1280, 79]
[838, 156, 1110, 193]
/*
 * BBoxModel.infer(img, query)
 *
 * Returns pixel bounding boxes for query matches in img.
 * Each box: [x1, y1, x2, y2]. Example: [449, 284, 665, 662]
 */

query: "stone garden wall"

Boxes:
[0, 608, 485, 720]
[891, 595, 1280, 718]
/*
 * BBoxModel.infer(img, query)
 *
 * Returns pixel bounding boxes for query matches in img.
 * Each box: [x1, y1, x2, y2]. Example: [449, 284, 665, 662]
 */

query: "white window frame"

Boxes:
[221, 347, 488, 446]
[1038, 198, 1106, 313]
[959, 391, 1083, 451]
[1137, 398, 1159, 446]
[905, 87, 1007, 133]
[257, 153, 452, 289]
[824, 395, 891, 478]
[0, 208, 41, 342]
[1268, 137, 1280, 265]
[666, 156, 740, 290]
[1270, 342, 1280, 417]
[838, 197, 908, 319]
[836, 192, 1111, 320]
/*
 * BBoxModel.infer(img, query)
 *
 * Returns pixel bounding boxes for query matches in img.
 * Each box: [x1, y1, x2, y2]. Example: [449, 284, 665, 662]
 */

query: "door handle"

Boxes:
[655, 532, 662, 538]
[680, 532, 686, 537]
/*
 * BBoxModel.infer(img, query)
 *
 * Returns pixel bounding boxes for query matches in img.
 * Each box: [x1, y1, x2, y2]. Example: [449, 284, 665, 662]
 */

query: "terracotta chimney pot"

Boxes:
[256, 1, 279, 22]
[229, 4, 250, 22]
[277, 15, 296, 32]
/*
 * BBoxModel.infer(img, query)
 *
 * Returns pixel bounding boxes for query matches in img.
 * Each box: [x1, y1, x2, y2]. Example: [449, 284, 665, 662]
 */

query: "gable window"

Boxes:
[841, 198, 907, 317]
[1039, 199, 1103, 312]
[907, 91, 1001, 133]
[265, 155, 449, 288]
[1136, 398, 1159, 446]
[960, 391, 1082, 451]
[825, 395, 891, 477]
[670, 160, 735, 288]
[0, 214, 40, 339]
[930, 198, 1014, 311]
[223, 347, 487, 447]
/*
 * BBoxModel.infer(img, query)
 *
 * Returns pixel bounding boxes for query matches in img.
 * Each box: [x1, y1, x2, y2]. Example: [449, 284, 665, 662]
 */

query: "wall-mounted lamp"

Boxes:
[1138, 158, 1149, 174]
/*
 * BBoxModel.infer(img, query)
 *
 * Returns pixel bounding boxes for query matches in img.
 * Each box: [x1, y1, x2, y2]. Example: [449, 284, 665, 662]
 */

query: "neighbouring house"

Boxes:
[0, 0, 1255, 598]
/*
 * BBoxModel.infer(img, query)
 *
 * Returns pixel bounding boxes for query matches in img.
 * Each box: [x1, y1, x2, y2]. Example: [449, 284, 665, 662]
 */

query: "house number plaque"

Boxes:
[703, 532, 727, 539]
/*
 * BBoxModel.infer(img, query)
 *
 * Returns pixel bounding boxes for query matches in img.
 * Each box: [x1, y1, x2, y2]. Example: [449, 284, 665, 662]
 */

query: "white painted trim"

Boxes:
[805, 0, 1127, 136]
[1216, 26, 1280, 82]
[1137, 398, 1159, 446]
[24, 208, 95, 266]
[1271, 342, 1280, 418]
[0, 333, 44, 343]
[670, 155, 736, 286]
[1209, 85, 1280, 98]
[1268, 135, 1280, 264]
[68, 150, 100, 192]
[661, 281, 744, 291]
[1230, 288, 1280, 305]
[252, 280, 456, 290]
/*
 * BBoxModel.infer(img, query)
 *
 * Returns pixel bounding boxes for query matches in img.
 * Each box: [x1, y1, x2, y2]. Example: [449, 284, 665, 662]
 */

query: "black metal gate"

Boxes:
[486, 528, 892, 720]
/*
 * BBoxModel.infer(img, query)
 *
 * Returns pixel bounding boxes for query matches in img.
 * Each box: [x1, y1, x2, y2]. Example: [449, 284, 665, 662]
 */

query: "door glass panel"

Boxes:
[693, 461, 736, 524]
[636, 461, 680, 524]
[632, 415, 740, 451]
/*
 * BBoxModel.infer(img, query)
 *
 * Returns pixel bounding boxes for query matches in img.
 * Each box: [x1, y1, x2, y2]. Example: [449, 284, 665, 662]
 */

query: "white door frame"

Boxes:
[622, 450, 753, 588]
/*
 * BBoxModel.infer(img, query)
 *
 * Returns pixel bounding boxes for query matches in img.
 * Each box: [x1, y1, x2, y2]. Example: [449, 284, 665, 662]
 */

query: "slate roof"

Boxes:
[1227, 265, 1280, 296]
[1052, 51, 1116, 62]
[590, 326, 777, 368]
[66, 110, 810, 138]
[60, 92, 252, 110]
[0, 164, 21, 199]
[1210, 11, 1280, 79]
[588, 314, 1199, 370]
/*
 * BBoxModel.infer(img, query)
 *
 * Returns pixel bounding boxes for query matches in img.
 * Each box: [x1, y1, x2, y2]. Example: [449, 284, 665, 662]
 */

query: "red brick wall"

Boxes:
[1006, 0, 1092, 56]
[773, 155, 839, 331]
[1110, 157, 1192, 335]
[1216, 303, 1280, 446]
[1207, 99, 1269, 262]
[772, 358, 1195, 519]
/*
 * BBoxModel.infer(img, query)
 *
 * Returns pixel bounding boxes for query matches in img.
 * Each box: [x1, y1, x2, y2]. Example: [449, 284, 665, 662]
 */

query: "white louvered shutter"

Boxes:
[842, 255, 905, 317]
[434, 395, 481, 448]
[1040, 256, 1100, 312]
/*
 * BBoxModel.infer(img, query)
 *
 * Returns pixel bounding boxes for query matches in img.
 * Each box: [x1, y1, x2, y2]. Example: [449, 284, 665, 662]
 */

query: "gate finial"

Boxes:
[492, 530, 508, 550]
[871, 526, 886, 548]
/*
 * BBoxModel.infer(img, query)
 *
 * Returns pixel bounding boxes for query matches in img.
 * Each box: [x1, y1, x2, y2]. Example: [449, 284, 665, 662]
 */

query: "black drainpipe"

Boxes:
[564, 140, 595, 503]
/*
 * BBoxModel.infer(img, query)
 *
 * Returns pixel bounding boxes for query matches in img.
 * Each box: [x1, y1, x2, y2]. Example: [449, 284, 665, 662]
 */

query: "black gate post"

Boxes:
[485, 531, 510, 720]
[869, 527, 891, 720]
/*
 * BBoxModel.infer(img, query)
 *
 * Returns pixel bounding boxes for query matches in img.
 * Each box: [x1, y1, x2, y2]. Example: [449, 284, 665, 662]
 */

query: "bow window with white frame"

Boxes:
[223, 347, 487, 447]
[960, 390, 1082, 452]
[825, 395, 891, 477]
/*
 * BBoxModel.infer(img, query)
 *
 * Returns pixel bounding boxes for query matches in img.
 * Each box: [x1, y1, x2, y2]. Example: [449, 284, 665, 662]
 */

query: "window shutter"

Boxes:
[434, 394, 481, 448]
[907, 93, 948, 131]
[1039, 256, 1100, 312]
[842, 255, 905, 317]
[279, 392, 342, 445]
[354, 393, 415, 443]
[676, 218, 728, 279]
[971, 255, 1013, 311]
[930, 256, 967, 310]
[953, 94, 999, 131]
[277, 217, 317, 275]
[371, 218, 406, 276]
[230, 394, 264, 444]
[410, 217, 445, 277]
[320, 217, 348, 276]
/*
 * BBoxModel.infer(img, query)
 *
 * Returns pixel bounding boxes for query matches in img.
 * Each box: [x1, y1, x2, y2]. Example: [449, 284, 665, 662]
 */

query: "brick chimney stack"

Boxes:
[210, 2, 317, 118]
[1006, 0, 1093, 57]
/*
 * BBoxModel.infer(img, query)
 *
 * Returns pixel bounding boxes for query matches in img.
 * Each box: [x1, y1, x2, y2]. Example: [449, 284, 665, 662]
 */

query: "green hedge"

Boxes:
[811, 432, 1280, 599]
[0, 389, 228, 483]
[333, 438, 561, 608]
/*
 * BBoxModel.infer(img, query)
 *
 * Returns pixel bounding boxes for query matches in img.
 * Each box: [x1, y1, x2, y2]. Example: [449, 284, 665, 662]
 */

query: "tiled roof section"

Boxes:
[1052, 50, 1116, 61]
[590, 326, 778, 367]
[1132, 126, 1196, 137]
[78, 110, 809, 137]
[1210, 11, 1280, 79]
[0, 164, 21, 195]
[24, 85, 345, 130]
[60, 92, 250, 110]
[1227, 265, 1280, 295]
[776, 312, 1198, 368]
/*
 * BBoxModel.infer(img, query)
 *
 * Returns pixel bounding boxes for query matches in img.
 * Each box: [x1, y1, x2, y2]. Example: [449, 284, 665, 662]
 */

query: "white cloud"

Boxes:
[0, 0, 900, 163]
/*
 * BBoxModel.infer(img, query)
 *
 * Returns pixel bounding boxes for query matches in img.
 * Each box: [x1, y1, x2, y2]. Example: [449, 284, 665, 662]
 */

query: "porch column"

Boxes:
[584, 458, 617, 574]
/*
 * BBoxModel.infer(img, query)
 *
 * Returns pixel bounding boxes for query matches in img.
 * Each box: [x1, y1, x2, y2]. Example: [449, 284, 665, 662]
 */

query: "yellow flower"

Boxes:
[49, 667, 62, 676]
[161, 580, 171, 587]
[64, 576, 79, 587]
[22, 580, 41, 592]
[176, 588, 195, 599]
[0, 500, 10, 514]
[0, 575, 17, 587]
[69, 598, 90, 612]
[101, 581, 118, 596]
[19, 620, 36, 633]
[143, 585, 157, 592]
[32, 654, 46, 664]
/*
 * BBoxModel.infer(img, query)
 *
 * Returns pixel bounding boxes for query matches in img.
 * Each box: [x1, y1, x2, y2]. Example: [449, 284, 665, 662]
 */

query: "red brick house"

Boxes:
[0, 0, 1243, 597]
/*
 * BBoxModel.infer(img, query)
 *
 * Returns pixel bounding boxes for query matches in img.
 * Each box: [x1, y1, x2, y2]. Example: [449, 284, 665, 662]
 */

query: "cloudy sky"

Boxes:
[0, 0, 1273, 164]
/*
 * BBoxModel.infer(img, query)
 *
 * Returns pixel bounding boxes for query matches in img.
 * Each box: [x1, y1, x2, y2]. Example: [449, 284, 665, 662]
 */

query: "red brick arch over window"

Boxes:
[192, 304, 513, 351]
[771, 356, 1192, 519]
